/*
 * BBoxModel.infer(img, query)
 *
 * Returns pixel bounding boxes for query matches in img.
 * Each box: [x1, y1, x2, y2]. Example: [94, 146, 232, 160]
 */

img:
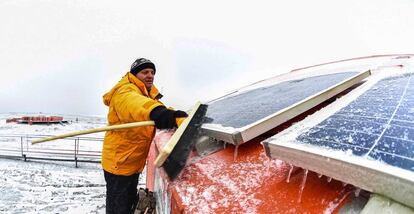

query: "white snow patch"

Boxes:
[201, 123, 239, 133]
[0, 158, 106, 213]
[175, 152, 285, 213]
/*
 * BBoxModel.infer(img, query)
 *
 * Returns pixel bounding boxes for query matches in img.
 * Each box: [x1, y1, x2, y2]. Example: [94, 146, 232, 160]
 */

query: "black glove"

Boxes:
[174, 110, 188, 118]
[150, 106, 188, 129]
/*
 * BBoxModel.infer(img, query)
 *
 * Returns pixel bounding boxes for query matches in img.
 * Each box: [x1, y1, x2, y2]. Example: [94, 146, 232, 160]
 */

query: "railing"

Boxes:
[0, 134, 103, 167]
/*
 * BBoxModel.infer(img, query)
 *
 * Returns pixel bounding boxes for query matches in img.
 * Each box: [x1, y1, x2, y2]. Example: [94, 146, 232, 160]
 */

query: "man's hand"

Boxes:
[150, 106, 188, 129]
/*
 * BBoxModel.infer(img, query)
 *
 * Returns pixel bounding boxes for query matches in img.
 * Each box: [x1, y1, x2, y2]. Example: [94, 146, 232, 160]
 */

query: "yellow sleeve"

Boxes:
[112, 84, 163, 122]
[176, 117, 186, 127]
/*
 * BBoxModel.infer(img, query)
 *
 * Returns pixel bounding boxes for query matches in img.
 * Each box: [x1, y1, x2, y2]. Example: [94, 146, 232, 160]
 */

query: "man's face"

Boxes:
[135, 68, 155, 90]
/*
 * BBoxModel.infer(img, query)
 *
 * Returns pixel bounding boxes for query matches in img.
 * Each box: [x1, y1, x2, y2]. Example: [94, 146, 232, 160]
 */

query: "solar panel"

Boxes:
[297, 74, 414, 171]
[206, 72, 357, 128]
[263, 71, 414, 208]
[202, 70, 371, 145]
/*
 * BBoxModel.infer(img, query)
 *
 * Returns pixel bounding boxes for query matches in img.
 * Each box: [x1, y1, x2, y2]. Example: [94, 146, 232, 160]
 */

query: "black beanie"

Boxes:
[130, 58, 156, 75]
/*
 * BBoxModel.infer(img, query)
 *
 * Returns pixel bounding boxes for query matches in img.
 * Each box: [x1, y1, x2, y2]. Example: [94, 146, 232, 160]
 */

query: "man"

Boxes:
[102, 58, 187, 214]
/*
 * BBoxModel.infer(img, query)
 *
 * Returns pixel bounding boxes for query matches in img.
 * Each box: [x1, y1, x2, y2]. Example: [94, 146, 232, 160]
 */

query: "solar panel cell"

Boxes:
[384, 125, 414, 142]
[297, 127, 376, 155]
[376, 137, 414, 158]
[394, 107, 414, 121]
[390, 120, 414, 129]
[294, 73, 414, 172]
[368, 149, 414, 171]
[337, 106, 395, 119]
[322, 115, 388, 135]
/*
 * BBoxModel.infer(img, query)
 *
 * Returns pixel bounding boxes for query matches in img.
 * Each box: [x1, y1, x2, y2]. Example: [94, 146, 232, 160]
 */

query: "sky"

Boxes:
[0, 0, 413, 116]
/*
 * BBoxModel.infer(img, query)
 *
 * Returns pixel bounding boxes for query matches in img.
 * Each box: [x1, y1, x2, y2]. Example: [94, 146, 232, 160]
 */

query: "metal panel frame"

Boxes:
[262, 141, 414, 208]
[202, 70, 371, 145]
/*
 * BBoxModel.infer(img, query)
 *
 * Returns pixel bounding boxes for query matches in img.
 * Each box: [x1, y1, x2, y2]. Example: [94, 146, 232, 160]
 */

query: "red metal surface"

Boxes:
[146, 142, 157, 192]
[146, 86, 361, 213]
[147, 132, 354, 213]
[145, 55, 414, 213]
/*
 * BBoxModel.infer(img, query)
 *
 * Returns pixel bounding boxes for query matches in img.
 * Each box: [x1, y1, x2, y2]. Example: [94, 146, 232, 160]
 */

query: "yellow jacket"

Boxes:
[102, 72, 163, 175]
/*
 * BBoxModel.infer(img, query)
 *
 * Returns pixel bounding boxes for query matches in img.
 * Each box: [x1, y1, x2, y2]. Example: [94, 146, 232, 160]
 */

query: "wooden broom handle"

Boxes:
[31, 121, 155, 144]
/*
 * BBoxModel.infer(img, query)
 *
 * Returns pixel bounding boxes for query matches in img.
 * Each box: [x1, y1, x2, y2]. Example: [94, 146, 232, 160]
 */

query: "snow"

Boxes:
[0, 159, 105, 213]
[0, 114, 146, 213]
[201, 122, 239, 134]
[174, 152, 286, 213]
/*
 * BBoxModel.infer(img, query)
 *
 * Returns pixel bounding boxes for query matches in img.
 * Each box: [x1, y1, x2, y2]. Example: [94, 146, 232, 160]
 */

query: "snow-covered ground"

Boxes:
[0, 113, 146, 213]
[0, 159, 106, 213]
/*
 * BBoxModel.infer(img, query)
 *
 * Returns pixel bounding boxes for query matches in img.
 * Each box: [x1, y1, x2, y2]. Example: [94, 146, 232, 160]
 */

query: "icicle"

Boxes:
[297, 169, 308, 203]
[233, 145, 239, 161]
[317, 173, 323, 178]
[323, 188, 353, 214]
[327, 177, 332, 183]
[354, 188, 361, 197]
[286, 164, 294, 183]
[265, 157, 272, 177]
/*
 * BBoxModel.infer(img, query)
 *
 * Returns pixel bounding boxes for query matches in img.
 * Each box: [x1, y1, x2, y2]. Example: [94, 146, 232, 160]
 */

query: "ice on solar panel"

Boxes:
[263, 70, 414, 208]
[295, 73, 414, 171]
[205, 72, 359, 128]
[202, 70, 370, 144]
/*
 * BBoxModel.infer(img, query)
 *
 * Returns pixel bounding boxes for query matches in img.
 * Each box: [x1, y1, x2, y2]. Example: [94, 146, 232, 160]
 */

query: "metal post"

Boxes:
[25, 136, 29, 162]
[77, 138, 80, 155]
[26, 135, 29, 152]
[20, 136, 24, 157]
[75, 138, 78, 168]
[76, 138, 79, 168]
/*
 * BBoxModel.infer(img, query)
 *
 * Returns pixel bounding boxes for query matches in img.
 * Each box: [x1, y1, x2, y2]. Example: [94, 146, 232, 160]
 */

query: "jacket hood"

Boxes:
[103, 72, 161, 106]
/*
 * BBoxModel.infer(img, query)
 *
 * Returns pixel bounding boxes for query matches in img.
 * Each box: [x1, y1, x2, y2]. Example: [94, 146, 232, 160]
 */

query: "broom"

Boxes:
[32, 102, 208, 180]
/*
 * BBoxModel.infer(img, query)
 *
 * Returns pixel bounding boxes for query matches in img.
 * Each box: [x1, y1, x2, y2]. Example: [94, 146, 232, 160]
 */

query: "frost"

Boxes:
[348, 135, 354, 143]
[174, 152, 286, 213]
[345, 149, 353, 156]
[403, 129, 409, 140]
[201, 123, 239, 133]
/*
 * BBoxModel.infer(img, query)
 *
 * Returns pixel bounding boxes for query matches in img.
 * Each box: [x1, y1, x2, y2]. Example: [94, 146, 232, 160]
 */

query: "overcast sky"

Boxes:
[0, 0, 413, 116]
